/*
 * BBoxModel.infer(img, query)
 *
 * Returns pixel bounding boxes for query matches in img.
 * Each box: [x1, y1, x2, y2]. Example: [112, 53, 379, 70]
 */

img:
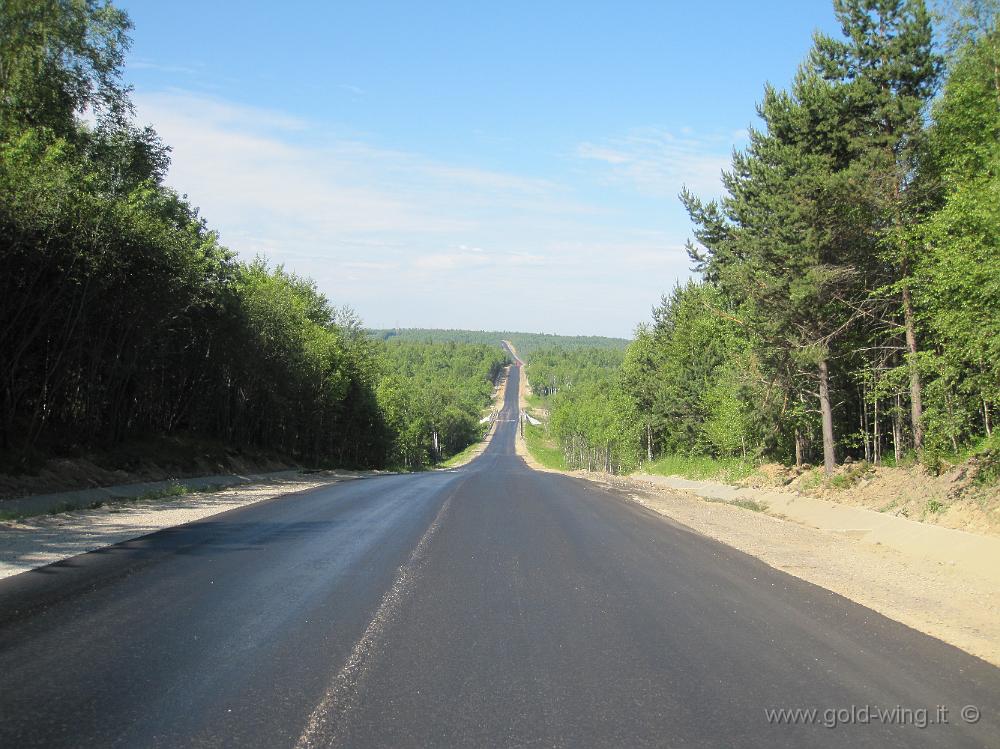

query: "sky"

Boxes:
[118, 0, 843, 338]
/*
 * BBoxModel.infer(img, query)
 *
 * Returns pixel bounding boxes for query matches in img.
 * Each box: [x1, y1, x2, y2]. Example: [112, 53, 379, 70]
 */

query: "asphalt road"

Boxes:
[1, 364, 998, 748]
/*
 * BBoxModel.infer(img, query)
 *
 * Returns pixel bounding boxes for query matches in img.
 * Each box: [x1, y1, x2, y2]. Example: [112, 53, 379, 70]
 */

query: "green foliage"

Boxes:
[523, 423, 568, 471]
[377, 341, 506, 469]
[523, 348, 640, 473]
[640, 282, 762, 458]
[612, 0, 997, 478]
[643, 455, 758, 483]
[527, 283, 775, 475]
[925, 498, 945, 514]
[0, 0, 506, 474]
[370, 329, 629, 359]
[913, 22, 1000, 456]
[0, 0, 133, 137]
[438, 440, 482, 468]
[827, 461, 872, 489]
[975, 446, 1000, 487]
[705, 497, 769, 513]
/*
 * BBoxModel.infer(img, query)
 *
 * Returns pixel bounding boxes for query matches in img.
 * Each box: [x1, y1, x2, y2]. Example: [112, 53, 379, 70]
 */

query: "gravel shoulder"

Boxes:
[0, 471, 367, 580]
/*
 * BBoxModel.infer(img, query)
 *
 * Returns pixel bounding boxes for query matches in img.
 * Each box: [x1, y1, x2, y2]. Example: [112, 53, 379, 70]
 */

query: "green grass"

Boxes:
[827, 461, 872, 490]
[970, 433, 1000, 486]
[878, 498, 899, 513]
[642, 454, 757, 483]
[523, 423, 568, 471]
[925, 498, 945, 515]
[439, 441, 483, 468]
[141, 483, 190, 500]
[794, 462, 874, 493]
[798, 470, 825, 491]
[524, 392, 546, 409]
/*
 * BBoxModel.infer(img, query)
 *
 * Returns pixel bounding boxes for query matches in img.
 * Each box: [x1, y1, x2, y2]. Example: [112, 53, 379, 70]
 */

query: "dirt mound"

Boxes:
[784, 459, 1000, 536]
[741, 462, 794, 488]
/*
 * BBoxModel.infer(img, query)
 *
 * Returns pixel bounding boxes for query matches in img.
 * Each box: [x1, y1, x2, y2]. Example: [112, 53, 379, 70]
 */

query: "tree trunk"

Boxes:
[893, 394, 904, 463]
[818, 358, 837, 475]
[860, 383, 871, 463]
[901, 281, 924, 450]
[646, 423, 653, 462]
[873, 396, 880, 465]
[794, 428, 805, 468]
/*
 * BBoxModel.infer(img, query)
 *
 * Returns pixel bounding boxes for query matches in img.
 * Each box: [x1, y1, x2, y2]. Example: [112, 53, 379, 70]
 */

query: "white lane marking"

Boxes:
[294, 486, 458, 748]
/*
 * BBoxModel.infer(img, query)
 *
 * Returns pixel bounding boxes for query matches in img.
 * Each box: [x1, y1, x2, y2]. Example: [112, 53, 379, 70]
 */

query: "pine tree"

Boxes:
[811, 0, 942, 451]
[684, 69, 869, 474]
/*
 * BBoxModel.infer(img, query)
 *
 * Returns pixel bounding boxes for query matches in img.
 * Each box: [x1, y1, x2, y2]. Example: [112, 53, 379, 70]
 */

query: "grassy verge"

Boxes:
[525, 393, 546, 410]
[439, 441, 484, 468]
[523, 423, 568, 471]
[642, 454, 758, 483]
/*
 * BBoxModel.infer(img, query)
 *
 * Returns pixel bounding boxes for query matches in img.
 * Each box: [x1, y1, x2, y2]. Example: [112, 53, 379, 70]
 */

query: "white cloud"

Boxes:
[131, 90, 699, 336]
[131, 60, 202, 76]
[577, 127, 742, 198]
[413, 246, 549, 271]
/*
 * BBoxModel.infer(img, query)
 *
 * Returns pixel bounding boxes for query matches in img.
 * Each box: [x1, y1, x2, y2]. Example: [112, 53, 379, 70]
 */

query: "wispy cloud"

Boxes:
[336, 83, 365, 96]
[131, 60, 202, 76]
[577, 127, 744, 198]
[413, 246, 548, 271]
[132, 90, 697, 335]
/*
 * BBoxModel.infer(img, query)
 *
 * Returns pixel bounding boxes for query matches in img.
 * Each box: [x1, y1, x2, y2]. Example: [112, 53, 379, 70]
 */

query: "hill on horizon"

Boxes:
[368, 328, 630, 359]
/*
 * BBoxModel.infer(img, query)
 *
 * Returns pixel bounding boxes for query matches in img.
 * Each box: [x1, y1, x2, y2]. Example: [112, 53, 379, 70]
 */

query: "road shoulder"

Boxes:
[0, 471, 366, 580]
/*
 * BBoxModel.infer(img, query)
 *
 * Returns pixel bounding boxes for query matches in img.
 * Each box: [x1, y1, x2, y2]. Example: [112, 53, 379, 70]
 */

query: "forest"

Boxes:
[371, 329, 629, 358]
[0, 0, 504, 475]
[529, 0, 1000, 477]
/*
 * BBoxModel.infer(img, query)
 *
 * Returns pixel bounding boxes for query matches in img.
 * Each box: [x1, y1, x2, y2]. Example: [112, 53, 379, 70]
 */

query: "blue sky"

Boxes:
[119, 0, 842, 337]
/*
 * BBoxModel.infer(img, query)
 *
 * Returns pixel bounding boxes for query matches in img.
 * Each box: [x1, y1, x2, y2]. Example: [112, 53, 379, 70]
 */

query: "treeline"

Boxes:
[527, 347, 624, 397]
[371, 328, 629, 358]
[0, 0, 502, 472]
[534, 0, 999, 475]
[526, 348, 640, 473]
[378, 341, 507, 468]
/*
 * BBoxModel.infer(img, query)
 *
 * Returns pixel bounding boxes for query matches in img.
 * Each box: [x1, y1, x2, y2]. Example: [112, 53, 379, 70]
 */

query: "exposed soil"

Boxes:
[744, 459, 1000, 537]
